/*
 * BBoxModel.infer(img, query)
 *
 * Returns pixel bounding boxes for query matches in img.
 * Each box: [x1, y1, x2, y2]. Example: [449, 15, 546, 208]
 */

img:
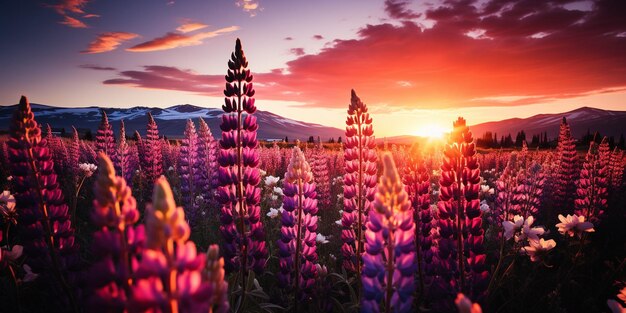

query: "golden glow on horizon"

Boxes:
[413, 124, 448, 139]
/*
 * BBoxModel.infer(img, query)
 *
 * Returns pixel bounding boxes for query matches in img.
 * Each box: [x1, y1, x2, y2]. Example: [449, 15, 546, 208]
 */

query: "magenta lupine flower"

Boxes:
[7, 96, 79, 307]
[361, 153, 416, 313]
[95, 110, 118, 163]
[311, 143, 332, 209]
[130, 177, 217, 312]
[402, 155, 433, 296]
[342, 89, 377, 274]
[203, 244, 230, 313]
[553, 117, 578, 212]
[574, 137, 609, 223]
[84, 152, 145, 311]
[608, 147, 624, 193]
[143, 112, 163, 189]
[436, 117, 488, 300]
[197, 117, 219, 204]
[179, 119, 200, 225]
[218, 38, 268, 279]
[117, 120, 134, 184]
[278, 146, 319, 306]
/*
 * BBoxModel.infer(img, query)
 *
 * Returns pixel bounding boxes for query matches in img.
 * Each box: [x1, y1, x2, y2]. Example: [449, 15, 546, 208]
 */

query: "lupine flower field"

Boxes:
[0, 38, 625, 313]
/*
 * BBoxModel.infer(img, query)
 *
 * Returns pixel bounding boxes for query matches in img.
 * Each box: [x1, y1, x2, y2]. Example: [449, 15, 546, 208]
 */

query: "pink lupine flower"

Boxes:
[553, 117, 578, 212]
[608, 148, 624, 192]
[95, 110, 118, 162]
[361, 153, 416, 313]
[117, 120, 134, 184]
[574, 137, 609, 223]
[203, 244, 230, 313]
[217, 39, 268, 284]
[143, 112, 163, 190]
[342, 89, 377, 275]
[556, 214, 595, 237]
[179, 119, 200, 225]
[311, 143, 332, 209]
[278, 146, 319, 307]
[521, 238, 556, 262]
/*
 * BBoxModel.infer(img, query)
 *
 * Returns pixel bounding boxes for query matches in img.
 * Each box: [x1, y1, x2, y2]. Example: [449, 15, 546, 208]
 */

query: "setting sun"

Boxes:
[413, 124, 448, 139]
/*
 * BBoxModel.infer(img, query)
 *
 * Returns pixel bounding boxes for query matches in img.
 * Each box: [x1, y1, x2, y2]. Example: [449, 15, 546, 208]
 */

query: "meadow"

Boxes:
[0, 39, 624, 313]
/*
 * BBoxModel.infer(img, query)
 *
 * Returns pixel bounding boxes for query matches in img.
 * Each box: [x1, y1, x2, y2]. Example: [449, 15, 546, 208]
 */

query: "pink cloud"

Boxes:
[236, 0, 262, 17]
[176, 22, 209, 33]
[384, 0, 420, 20]
[81, 32, 139, 54]
[313, 34, 324, 40]
[60, 15, 87, 28]
[103, 0, 626, 109]
[289, 48, 305, 56]
[126, 26, 239, 52]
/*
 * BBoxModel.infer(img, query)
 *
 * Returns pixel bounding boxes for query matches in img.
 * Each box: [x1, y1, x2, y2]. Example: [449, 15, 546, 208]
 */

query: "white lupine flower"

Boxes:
[479, 200, 490, 213]
[264, 175, 280, 186]
[335, 219, 342, 226]
[316, 233, 329, 244]
[273, 186, 284, 196]
[266, 208, 280, 219]
[271, 195, 278, 201]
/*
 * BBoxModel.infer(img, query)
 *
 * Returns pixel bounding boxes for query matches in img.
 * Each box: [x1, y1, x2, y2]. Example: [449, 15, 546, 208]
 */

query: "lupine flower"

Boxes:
[143, 112, 163, 191]
[574, 137, 609, 223]
[513, 161, 545, 218]
[197, 117, 219, 202]
[117, 120, 133, 184]
[436, 117, 488, 300]
[455, 293, 483, 313]
[278, 146, 319, 304]
[267, 207, 280, 218]
[179, 119, 201, 226]
[84, 152, 144, 311]
[7, 96, 78, 307]
[556, 214, 595, 237]
[203, 244, 230, 313]
[95, 110, 118, 162]
[361, 153, 416, 313]
[553, 117, 578, 212]
[342, 89, 377, 274]
[79, 162, 97, 177]
[311, 144, 332, 209]
[218, 39, 268, 283]
[316, 233, 329, 244]
[521, 238, 556, 262]
[402, 152, 433, 297]
[608, 148, 624, 192]
[131, 177, 218, 312]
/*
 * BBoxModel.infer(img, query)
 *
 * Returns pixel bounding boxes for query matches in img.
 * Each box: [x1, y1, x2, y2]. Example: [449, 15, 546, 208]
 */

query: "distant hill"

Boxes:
[0, 103, 344, 141]
[469, 107, 626, 140]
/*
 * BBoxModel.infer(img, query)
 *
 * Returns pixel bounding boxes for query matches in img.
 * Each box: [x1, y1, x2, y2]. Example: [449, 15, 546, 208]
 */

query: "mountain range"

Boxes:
[0, 104, 624, 142]
[0, 103, 344, 141]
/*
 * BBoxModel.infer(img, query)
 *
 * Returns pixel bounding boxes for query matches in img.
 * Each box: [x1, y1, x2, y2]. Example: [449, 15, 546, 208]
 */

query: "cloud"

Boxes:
[313, 34, 324, 40]
[236, 0, 262, 17]
[103, 0, 626, 110]
[46, 0, 97, 28]
[284, 36, 293, 41]
[176, 22, 209, 33]
[60, 15, 87, 28]
[384, 0, 420, 20]
[79, 64, 117, 71]
[289, 48, 305, 56]
[126, 26, 239, 52]
[81, 32, 139, 54]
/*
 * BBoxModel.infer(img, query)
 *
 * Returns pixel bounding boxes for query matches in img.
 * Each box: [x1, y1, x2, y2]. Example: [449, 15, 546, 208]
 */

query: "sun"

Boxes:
[413, 124, 448, 139]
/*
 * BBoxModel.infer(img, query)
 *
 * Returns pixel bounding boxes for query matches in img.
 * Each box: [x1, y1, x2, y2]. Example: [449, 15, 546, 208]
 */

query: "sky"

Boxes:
[1, 0, 626, 137]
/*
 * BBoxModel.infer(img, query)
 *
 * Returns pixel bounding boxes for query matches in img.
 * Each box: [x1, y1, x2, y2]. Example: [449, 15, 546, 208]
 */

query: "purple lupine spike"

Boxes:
[608, 147, 624, 193]
[361, 153, 416, 313]
[574, 137, 609, 224]
[197, 117, 219, 205]
[311, 143, 332, 210]
[204, 244, 230, 313]
[95, 110, 118, 163]
[495, 154, 519, 224]
[218, 39, 268, 285]
[402, 154, 433, 299]
[553, 117, 578, 212]
[117, 120, 134, 185]
[7, 96, 79, 309]
[84, 152, 145, 311]
[143, 112, 163, 192]
[130, 177, 222, 312]
[436, 117, 488, 302]
[278, 146, 319, 308]
[342, 89, 377, 275]
[179, 119, 200, 226]
[513, 161, 544, 219]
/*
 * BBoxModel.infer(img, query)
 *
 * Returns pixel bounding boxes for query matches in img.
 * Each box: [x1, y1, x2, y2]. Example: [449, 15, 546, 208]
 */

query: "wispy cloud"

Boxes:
[313, 34, 324, 40]
[79, 64, 117, 71]
[81, 32, 139, 54]
[284, 36, 293, 41]
[236, 0, 262, 17]
[46, 0, 98, 28]
[126, 26, 239, 52]
[384, 0, 420, 20]
[176, 21, 209, 33]
[60, 15, 87, 28]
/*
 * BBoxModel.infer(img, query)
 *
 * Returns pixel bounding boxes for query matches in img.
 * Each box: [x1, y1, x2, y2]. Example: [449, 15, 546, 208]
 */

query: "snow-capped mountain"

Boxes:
[0, 103, 344, 141]
[469, 106, 626, 139]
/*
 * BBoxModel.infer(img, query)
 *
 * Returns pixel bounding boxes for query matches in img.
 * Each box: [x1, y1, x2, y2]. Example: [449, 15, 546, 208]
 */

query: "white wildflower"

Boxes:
[264, 175, 280, 186]
[78, 163, 97, 177]
[316, 233, 329, 244]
